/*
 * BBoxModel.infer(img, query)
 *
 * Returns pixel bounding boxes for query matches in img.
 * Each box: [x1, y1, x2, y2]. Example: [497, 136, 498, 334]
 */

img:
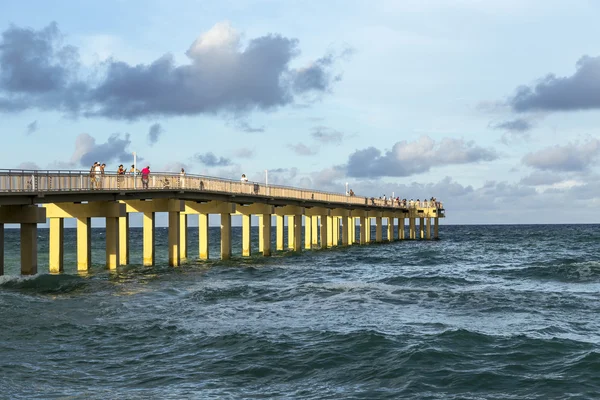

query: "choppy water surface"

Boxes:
[1, 225, 600, 399]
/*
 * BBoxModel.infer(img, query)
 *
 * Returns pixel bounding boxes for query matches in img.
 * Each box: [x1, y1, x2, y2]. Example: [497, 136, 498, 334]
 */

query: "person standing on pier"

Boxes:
[141, 166, 150, 189]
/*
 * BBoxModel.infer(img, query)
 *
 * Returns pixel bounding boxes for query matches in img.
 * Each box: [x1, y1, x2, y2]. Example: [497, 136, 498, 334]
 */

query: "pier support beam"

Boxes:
[342, 216, 349, 246]
[351, 218, 357, 244]
[143, 212, 155, 266]
[242, 214, 251, 257]
[49, 218, 64, 274]
[409, 218, 416, 240]
[326, 215, 333, 248]
[312, 216, 319, 247]
[221, 213, 232, 260]
[180, 214, 188, 262]
[304, 215, 312, 250]
[261, 214, 271, 256]
[420, 217, 425, 239]
[0, 223, 3, 276]
[386, 217, 394, 242]
[287, 216, 294, 250]
[359, 216, 367, 245]
[426, 218, 431, 240]
[105, 217, 119, 270]
[119, 215, 129, 266]
[77, 217, 91, 271]
[199, 213, 209, 260]
[20, 223, 38, 275]
[399, 217, 405, 240]
[375, 216, 383, 243]
[332, 217, 339, 246]
[434, 217, 439, 239]
[168, 211, 180, 267]
[342, 216, 354, 246]
[276, 215, 284, 251]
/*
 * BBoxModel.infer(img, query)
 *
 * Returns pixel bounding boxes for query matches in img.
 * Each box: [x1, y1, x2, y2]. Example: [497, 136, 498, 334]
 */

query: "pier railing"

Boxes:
[0, 169, 443, 210]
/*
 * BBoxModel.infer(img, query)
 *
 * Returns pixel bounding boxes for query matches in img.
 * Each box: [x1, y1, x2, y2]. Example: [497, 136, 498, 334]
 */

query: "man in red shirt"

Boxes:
[141, 166, 150, 189]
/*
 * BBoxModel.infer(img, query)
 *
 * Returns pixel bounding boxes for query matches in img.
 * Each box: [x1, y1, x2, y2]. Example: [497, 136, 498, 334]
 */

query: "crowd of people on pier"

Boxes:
[88, 162, 186, 190]
[84, 164, 442, 208]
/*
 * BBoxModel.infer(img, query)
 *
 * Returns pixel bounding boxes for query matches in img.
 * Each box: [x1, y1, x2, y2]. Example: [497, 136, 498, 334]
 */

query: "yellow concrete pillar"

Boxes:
[365, 218, 371, 243]
[261, 214, 271, 256]
[387, 217, 394, 242]
[105, 217, 119, 270]
[348, 217, 354, 245]
[312, 216, 319, 246]
[324, 215, 332, 249]
[426, 217, 431, 240]
[221, 213, 232, 260]
[293, 215, 302, 251]
[20, 223, 38, 275]
[0, 223, 3, 276]
[143, 212, 155, 266]
[242, 214, 251, 257]
[434, 217, 439, 239]
[77, 217, 91, 271]
[376, 216, 383, 242]
[49, 217, 64, 274]
[410, 218, 416, 240]
[359, 216, 367, 245]
[119, 215, 129, 265]
[180, 213, 188, 262]
[341, 216, 349, 246]
[168, 211, 180, 266]
[258, 215, 264, 253]
[420, 217, 425, 239]
[351, 218, 356, 244]
[276, 215, 284, 251]
[400, 218, 405, 240]
[199, 213, 209, 260]
[332, 217, 339, 246]
[304, 215, 312, 250]
[287, 216, 294, 250]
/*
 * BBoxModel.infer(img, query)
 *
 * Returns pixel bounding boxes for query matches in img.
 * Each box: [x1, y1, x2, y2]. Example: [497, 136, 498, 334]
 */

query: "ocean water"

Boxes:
[1, 224, 600, 399]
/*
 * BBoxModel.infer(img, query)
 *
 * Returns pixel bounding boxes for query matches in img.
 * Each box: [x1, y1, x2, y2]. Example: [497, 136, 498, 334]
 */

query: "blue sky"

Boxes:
[2, 0, 600, 224]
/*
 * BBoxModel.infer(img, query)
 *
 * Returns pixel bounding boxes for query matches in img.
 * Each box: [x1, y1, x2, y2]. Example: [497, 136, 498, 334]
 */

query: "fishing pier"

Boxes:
[0, 170, 445, 276]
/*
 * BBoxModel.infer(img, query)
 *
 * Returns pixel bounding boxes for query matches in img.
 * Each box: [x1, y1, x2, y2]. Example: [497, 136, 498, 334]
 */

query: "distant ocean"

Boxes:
[1, 224, 600, 399]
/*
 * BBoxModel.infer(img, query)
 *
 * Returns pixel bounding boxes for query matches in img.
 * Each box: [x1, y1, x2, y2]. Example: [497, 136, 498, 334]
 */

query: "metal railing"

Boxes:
[0, 169, 443, 211]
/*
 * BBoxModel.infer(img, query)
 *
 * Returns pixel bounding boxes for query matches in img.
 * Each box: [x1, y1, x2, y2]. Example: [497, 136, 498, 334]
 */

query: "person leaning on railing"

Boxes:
[141, 166, 150, 189]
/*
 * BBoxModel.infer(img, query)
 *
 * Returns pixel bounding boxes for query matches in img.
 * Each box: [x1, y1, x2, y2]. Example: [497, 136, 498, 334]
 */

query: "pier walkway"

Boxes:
[0, 169, 445, 276]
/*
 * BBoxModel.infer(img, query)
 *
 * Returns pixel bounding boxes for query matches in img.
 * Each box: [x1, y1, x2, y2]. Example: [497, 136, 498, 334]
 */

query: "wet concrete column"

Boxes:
[293, 215, 302, 251]
[312, 216, 319, 247]
[105, 217, 119, 270]
[119, 214, 129, 266]
[420, 217, 425, 239]
[220, 213, 232, 260]
[168, 211, 180, 266]
[304, 215, 312, 250]
[276, 215, 284, 251]
[77, 217, 92, 271]
[287, 216, 294, 250]
[143, 212, 155, 266]
[180, 213, 188, 262]
[359, 216, 367, 245]
[199, 213, 209, 260]
[20, 223, 38, 275]
[399, 217, 405, 240]
[242, 214, 251, 257]
[49, 217, 64, 274]
[375, 216, 383, 243]
[325, 215, 333, 248]
[332, 217, 339, 246]
[261, 214, 271, 256]
[426, 218, 431, 240]
[342, 216, 349, 246]
[434, 217, 439, 239]
[0, 223, 3, 276]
